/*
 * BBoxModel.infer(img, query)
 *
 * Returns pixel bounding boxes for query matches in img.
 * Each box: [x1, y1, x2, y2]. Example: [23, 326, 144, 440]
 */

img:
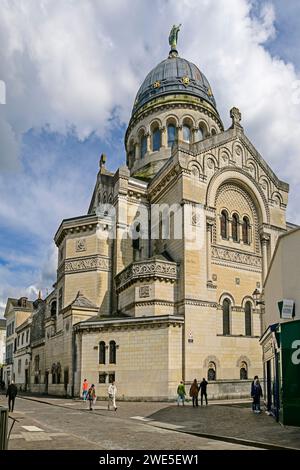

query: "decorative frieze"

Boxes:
[212, 245, 262, 270]
[116, 259, 178, 292]
[57, 255, 111, 279]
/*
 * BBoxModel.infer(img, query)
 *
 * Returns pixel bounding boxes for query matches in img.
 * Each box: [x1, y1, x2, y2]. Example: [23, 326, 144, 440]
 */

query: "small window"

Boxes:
[140, 134, 147, 159]
[232, 213, 239, 242]
[21, 332, 24, 345]
[99, 372, 107, 384]
[99, 341, 106, 364]
[240, 362, 248, 380]
[109, 372, 115, 383]
[242, 217, 250, 244]
[221, 210, 229, 239]
[18, 359, 21, 374]
[26, 329, 29, 343]
[152, 127, 161, 151]
[223, 298, 231, 335]
[207, 362, 216, 381]
[245, 301, 252, 336]
[183, 125, 191, 143]
[109, 341, 117, 364]
[167, 124, 176, 147]
[51, 300, 57, 317]
[58, 288, 63, 312]
[194, 128, 203, 142]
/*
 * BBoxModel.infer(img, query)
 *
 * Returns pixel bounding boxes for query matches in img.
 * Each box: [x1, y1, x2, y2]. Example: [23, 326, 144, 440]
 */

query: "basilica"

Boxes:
[4, 30, 291, 400]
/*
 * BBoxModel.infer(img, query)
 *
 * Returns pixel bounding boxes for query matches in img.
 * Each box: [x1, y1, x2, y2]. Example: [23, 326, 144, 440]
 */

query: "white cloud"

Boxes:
[1, 0, 300, 313]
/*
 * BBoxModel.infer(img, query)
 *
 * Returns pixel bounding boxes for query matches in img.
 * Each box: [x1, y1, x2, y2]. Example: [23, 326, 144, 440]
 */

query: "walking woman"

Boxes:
[87, 384, 96, 411]
[189, 379, 199, 407]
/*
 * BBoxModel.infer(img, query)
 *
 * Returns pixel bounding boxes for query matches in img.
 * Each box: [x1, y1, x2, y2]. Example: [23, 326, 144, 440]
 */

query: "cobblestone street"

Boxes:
[1, 393, 300, 450]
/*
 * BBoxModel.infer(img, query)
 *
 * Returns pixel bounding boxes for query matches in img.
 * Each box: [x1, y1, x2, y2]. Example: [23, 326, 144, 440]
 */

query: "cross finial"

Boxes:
[99, 153, 107, 171]
[230, 107, 242, 129]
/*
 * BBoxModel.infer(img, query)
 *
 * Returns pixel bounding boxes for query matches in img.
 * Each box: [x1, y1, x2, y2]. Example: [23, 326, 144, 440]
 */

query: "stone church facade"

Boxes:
[5, 35, 291, 399]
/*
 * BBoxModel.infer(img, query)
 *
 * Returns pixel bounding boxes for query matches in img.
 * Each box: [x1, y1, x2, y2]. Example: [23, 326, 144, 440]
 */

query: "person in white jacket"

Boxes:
[108, 381, 117, 411]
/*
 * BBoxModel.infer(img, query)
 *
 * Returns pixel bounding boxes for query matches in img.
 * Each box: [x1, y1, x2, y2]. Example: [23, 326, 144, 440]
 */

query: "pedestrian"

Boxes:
[250, 375, 258, 411]
[189, 379, 199, 407]
[87, 384, 96, 411]
[108, 381, 117, 411]
[6, 380, 18, 412]
[251, 377, 263, 413]
[82, 378, 89, 401]
[199, 378, 208, 406]
[177, 380, 186, 406]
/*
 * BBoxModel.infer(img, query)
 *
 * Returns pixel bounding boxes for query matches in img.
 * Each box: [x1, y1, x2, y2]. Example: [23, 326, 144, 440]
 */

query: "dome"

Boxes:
[132, 55, 217, 116]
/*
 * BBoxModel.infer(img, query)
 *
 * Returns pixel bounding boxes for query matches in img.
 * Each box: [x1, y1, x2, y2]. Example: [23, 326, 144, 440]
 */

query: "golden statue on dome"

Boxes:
[169, 24, 182, 50]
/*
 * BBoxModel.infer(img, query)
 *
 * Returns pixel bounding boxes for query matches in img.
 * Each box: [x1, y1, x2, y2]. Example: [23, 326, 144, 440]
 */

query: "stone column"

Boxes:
[177, 125, 183, 143]
[146, 132, 151, 153]
[161, 126, 167, 148]
[261, 233, 270, 281]
[206, 221, 214, 284]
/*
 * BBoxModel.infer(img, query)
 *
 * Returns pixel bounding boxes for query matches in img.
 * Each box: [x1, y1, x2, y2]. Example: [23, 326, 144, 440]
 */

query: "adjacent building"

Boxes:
[260, 227, 300, 426]
[3, 297, 33, 385]
[0, 318, 6, 383]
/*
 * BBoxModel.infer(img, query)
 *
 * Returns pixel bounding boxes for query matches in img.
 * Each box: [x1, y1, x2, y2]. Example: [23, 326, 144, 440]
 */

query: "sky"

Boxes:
[0, 0, 300, 316]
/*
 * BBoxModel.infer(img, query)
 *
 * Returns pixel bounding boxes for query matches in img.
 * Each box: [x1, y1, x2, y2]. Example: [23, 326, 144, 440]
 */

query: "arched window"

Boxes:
[221, 210, 229, 239]
[50, 300, 57, 317]
[242, 217, 250, 244]
[183, 124, 191, 143]
[223, 298, 231, 335]
[232, 213, 239, 242]
[194, 127, 203, 142]
[240, 361, 248, 380]
[211, 128, 217, 136]
[99, 341, 106, 364]
[207, 362, 216, 381]
[109, 340, 117, 364]
[167, 124, 176, 147]
[152, 127, 161, 151]
[140, 134, 147, 159]
[245, 301, 252, 336]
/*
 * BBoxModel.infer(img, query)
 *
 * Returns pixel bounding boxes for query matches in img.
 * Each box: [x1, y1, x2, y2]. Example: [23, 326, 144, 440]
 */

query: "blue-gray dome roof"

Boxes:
[132, 55, 217, 115]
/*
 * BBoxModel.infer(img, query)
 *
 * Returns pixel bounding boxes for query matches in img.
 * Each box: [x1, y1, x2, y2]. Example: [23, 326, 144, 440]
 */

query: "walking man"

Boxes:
[108, 381, 117, 411]
[251, 377, 263, 413]
[82, 378, 89, 401]
[177, 380, 186, 406]
[199, 378, 208, 406]
[6, 380, 17, 412]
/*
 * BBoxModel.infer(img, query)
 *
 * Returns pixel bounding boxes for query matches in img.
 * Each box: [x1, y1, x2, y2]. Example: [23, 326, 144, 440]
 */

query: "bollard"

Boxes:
[0, 406, 8, 450]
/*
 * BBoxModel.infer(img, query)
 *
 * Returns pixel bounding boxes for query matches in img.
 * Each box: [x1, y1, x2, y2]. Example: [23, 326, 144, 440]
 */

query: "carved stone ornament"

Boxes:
[212, 246, 261, 269]
[116, 259, 178, 292]
[139, 286, 150, 298]
[58, 255, 111, 279]
[76, 238, 86, 252]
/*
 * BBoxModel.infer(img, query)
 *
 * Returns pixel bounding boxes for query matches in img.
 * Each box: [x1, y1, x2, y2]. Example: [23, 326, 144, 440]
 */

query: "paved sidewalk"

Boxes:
[2, 393, 300, 450]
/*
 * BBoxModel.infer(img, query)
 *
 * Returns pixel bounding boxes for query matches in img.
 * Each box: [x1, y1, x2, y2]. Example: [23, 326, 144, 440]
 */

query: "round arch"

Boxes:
[206, 168, 270, 225]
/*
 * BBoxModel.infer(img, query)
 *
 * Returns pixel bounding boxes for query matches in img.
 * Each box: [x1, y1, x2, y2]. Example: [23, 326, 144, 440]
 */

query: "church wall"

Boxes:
[78, 323, 182, 399]
[183, 304, 263, 397]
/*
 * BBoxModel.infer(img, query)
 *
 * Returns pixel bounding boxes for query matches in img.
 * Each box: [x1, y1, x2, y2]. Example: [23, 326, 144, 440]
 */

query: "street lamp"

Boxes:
[253, 288, 265, 336]
[252, 288, 265, 306]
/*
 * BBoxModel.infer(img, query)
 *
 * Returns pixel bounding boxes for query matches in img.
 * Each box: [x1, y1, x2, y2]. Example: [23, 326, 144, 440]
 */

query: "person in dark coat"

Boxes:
[189, 379, 199, 407]
[251, 377, 263, 413]
[199, 378, 208, 406]
[6, 380, 18, 412]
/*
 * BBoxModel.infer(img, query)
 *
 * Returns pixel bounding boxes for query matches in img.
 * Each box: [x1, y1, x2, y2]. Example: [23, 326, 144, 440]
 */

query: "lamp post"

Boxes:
[253, 288, 265, 336]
